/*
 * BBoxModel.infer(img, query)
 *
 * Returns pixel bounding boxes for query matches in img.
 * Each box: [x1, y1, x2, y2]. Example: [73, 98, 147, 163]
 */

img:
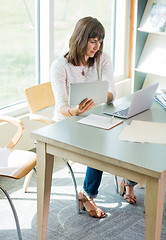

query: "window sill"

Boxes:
[0, 101, 29, 118]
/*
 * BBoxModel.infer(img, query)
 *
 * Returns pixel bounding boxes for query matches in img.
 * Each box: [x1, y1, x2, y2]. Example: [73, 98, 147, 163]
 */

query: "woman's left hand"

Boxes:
[75, 98, 95, 115]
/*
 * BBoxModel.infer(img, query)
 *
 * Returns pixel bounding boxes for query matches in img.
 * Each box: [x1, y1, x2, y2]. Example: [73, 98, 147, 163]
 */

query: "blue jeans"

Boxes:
[83, 167, 137, 198]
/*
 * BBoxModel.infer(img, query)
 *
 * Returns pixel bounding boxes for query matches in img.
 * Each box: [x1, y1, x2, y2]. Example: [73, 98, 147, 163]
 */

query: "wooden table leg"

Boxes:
[145, 175, 165, 240]
[37, 141, 54, 240]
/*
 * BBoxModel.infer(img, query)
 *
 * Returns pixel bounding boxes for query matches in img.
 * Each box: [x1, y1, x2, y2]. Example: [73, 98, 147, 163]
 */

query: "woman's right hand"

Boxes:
[75, 98, 95, 115]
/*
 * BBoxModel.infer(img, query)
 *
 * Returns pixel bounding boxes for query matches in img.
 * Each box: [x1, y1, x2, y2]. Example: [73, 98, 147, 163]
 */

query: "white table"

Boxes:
[31, 98, 166, 240]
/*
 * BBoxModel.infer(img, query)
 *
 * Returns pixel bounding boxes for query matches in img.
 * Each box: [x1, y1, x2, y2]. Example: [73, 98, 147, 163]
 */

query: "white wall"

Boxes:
[115, 78, 132, 99]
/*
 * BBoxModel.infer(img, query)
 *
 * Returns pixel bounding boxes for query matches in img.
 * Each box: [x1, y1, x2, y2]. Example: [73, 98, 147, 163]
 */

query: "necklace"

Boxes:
[81, 66, 88, 76]
[81, 70, 85, 76]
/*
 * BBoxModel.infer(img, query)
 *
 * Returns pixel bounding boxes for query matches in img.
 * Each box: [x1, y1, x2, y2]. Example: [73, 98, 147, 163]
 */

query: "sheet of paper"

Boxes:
[77, 114, 123, 130]
[119, 120, 166, 144]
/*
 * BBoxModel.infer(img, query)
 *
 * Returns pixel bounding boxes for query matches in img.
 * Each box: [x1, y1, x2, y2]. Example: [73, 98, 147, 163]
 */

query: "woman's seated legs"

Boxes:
[79, 167, 138, 218]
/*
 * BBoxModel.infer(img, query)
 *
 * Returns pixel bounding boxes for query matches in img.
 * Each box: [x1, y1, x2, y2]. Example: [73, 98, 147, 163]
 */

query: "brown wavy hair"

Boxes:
[65, 17, 105, 67]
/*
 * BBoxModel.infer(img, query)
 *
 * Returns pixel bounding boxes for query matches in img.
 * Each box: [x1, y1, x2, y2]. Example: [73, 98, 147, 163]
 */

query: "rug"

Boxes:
[0, 158, 166, 240]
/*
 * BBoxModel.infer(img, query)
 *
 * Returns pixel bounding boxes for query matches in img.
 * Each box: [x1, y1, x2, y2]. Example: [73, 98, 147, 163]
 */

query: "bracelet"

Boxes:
[68, 107, 73, 116]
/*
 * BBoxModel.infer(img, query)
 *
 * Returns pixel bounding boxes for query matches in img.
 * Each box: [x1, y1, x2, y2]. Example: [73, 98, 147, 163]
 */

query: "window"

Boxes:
[0, 0, 35, 109]
[114, 0, 129, 80]
[0, 0, 130, 112]
[54, 0, 114, 58]
[53, 0, 129, 81]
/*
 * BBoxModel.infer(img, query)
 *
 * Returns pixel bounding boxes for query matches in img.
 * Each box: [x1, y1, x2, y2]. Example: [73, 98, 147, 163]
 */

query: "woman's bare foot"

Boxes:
[78, 191, 105, 218]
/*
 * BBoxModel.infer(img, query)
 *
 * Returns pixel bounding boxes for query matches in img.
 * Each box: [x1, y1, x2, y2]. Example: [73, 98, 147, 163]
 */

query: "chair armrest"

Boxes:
[0, 115, 24, 149]
[29, 114, 56, 125]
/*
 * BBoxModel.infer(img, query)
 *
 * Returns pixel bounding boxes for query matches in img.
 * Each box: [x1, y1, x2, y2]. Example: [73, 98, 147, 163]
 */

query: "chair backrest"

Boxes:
[0, 115, 24, 150]
[24, 82, 55, 114]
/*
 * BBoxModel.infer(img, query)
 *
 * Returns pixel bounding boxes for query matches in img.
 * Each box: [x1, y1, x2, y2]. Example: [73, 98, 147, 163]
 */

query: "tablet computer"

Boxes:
[69, 81, 109, 106]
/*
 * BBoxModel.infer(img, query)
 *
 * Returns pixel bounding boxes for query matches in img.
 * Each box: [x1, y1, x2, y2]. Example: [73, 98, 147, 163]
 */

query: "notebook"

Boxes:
[103, 83, 159, 119]
[69, 81, 108, 106]
[77, 114, 123, 130]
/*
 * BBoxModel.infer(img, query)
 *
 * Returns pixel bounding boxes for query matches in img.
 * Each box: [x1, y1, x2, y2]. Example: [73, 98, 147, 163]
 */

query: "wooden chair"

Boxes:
[24, 82, 55, 124]
[24, 82, 79, 212]
[0, 115, 37, 240]
[23, 82, 55, 191]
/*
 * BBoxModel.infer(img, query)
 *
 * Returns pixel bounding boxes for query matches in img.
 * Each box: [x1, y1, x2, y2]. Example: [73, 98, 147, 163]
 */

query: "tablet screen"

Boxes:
[69, 81, 108, 106]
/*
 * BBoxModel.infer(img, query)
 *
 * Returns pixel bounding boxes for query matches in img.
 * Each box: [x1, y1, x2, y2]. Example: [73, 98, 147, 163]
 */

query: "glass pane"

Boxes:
[0, 0, 35, 108]
[54, 0, 113, 59]
[114, 0, 128, 79]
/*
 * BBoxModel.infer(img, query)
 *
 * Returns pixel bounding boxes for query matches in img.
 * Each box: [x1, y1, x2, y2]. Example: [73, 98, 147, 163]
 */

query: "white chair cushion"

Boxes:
[8, 150, 36, 167]
[0, 149, 36, 179]
[0, 147, 11, 167]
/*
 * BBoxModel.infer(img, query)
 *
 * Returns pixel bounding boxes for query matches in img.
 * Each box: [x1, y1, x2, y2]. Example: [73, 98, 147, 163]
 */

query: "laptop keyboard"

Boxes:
[113, 107, 129, 117]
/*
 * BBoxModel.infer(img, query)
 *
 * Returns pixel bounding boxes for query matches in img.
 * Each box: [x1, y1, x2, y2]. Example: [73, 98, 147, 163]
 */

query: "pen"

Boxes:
[110, 115, 114, 123]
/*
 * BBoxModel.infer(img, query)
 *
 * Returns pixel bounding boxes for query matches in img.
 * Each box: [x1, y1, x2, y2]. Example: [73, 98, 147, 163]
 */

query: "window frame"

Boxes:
[0, 0, 39, 116]
[0, 0, 131, 116]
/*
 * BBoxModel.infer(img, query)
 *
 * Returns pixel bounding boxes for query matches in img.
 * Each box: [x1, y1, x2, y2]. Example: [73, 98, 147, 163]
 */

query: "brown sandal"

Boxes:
[78, 191, 105, 218]
[120, 179, 136, 204]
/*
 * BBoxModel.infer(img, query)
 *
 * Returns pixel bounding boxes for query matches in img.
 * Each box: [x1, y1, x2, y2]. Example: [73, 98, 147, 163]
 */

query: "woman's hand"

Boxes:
[60, 98, 95, 117]
[107, 92, 114, 103]
[75, 98, 95, 115]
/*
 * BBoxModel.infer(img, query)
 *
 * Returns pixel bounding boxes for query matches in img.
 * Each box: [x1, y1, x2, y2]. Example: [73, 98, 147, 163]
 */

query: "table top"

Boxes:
[31, 98, 166, 178]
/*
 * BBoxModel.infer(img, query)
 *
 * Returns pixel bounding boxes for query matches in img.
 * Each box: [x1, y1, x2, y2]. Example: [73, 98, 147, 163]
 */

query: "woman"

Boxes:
[50, 16, 137, 218]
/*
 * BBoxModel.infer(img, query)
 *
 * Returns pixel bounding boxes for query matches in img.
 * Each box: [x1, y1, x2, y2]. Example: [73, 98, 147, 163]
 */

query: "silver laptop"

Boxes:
[103, 83, 158, 119]
[69, 81, 108, 106]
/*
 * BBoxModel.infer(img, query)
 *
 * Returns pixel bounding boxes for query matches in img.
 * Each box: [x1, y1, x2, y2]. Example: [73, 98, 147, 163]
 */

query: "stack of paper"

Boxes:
[142, 3, 166, 32]
[154, 92, 166, 109]
[119, 120, 166, 144]
[77, 114, 123, 130]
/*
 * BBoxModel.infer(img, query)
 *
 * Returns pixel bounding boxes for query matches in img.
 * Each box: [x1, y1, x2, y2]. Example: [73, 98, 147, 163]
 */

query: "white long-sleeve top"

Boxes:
[50, 52, 116, 121]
